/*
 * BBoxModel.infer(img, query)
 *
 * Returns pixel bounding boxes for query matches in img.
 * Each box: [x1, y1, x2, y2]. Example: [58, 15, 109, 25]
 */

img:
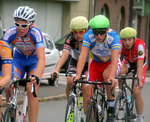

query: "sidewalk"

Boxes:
[2, 70, 150, 107]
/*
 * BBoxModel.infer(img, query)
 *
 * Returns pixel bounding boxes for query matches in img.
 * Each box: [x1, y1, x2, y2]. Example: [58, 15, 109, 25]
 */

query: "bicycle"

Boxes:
[115, 73, 139, 122]
[3, 75, 39, 122]
[82, 79, 115, 122]
[64, 74, 86, 122]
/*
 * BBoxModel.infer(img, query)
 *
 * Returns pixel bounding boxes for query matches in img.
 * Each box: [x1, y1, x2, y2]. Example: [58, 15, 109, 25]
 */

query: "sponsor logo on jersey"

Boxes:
[138, 50, 143, 56]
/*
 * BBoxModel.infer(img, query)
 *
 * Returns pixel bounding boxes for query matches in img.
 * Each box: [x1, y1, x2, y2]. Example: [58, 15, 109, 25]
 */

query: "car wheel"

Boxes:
[48, 78, 54, 86]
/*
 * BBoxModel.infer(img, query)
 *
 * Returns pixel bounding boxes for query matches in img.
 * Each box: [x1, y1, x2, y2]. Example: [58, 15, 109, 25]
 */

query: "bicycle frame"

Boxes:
[9, 82, 28, 122]
[115, 75, 139, 121]
[4, 78, 39, 122]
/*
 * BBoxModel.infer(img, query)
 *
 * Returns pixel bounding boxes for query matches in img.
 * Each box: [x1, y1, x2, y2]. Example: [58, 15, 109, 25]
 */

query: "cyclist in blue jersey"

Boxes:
[74, 15, 121, 122]
[0, 40, 13, 121]
[3, 6, 45, 122]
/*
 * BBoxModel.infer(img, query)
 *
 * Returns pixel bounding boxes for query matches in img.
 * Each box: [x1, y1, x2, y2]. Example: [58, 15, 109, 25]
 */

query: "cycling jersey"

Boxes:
[3, 25, 44, 80]
[83, 29, 120, 63]
[63, 32, 89, 62]
[120, 38, 147, 84]
[83, 28, 121, 85]
[0, 40, 14, 89]
[120, 38, 146, 63]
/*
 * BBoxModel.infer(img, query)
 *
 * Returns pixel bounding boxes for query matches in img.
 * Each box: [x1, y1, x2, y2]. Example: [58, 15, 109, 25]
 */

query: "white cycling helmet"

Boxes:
[13, 6, 36, 23]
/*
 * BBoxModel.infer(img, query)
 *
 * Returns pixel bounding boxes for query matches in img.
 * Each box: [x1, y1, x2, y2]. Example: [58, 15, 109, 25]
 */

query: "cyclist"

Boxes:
[3, 6, 45, 122]
[0, 40, 13, 120]
[119, 27, 147, 122]
[74, 15, 121, 122]
[51, 16, 89, 113]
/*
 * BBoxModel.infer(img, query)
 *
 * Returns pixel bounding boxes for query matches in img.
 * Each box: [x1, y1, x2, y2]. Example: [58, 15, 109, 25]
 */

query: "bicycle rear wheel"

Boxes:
[115, 91, 129, 122]
[3, 104, 16, 122]
[86, 102, 98, 122]
[65, 96, 76, 122]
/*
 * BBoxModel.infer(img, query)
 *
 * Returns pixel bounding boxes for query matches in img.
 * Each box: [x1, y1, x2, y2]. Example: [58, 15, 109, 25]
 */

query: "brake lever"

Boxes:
[110, 79, 115, 97]
[30, 75, 39, 97]
[53, 72, 58, 87]
[31, 84, 37, 97]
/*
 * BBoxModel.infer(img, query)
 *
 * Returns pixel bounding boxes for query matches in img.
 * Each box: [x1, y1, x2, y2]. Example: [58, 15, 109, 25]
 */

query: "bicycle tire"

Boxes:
[65, 96, 75, 122]
[3, 104, 16, 122]
[86, 102, 98, 122]
[1, 113, 4, 122]
[115, 91, 129, 122]
[99, 99, 107, 122]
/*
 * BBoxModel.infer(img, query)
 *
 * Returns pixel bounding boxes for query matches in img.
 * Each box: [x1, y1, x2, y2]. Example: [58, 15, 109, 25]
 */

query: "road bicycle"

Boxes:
[3, 75, 39, 122]
[64, 74, 86, 122]
[83, 79, 114, 122]
[115, 74, 139, 122]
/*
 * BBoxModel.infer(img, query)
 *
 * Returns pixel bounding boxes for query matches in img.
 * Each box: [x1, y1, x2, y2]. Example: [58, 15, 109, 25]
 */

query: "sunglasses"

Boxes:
[72, 30, 86, 35]
[92, 29, 106, 36]
[15, 22, 30, 29]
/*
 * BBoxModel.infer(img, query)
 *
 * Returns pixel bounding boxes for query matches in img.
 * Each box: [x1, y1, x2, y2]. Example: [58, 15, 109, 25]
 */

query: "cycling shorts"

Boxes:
[13, 53, 42, 82]
[88, 60, 121, 87]
[66, 58, 88, 76]
[122, 59, 147, 84]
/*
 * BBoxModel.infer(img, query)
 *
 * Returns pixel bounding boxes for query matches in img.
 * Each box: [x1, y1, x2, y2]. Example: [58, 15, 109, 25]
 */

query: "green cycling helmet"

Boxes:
[89, 15, 110, 29]
[120, 27, 137, 38]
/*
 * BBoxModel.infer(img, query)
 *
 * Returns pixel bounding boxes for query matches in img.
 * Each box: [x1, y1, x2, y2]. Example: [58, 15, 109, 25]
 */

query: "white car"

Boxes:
[42, 32, 60, 85]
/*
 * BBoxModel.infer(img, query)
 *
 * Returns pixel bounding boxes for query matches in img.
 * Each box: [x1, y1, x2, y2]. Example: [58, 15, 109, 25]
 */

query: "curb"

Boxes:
[2, 94, 66, 107]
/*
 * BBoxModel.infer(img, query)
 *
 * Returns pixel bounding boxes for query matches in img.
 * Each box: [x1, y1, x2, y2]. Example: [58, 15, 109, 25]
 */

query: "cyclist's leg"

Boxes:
[103, 60, 121, 122]
[133, 62, 146, 122]
[65, 59, 76, 99]
[86, 60, 104, 114]
[27, 64, 41, 122]
[118, 60, 128, 89]
[82, 62, 88, 113]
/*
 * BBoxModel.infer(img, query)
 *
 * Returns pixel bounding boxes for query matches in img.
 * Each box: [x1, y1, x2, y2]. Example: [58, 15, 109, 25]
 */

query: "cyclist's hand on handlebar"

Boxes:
[29, 75, 39, 86]
[50, 71, 59, 80]
[73, 75, 80, 82]
[108, 78, 117, 88]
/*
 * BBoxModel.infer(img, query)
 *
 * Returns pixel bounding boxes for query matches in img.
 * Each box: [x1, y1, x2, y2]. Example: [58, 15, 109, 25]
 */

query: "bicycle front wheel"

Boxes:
[65, 96, 76, 122]
[86, 102, 98, 122]
[3, 104, 16, 122]
[115, 91, 129, 122]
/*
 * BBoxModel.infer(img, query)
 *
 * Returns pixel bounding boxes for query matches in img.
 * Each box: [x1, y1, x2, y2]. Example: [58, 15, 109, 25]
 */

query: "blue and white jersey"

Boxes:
[82, 29, 120, 63]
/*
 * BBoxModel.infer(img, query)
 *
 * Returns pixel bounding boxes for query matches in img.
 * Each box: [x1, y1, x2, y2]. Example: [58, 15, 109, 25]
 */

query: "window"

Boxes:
[43, 35, 54, 50]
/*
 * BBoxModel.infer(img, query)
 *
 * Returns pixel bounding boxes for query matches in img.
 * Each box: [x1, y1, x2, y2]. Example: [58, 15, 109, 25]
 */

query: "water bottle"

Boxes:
[78, 96, 83, 112]
[127, 95, 131, 108]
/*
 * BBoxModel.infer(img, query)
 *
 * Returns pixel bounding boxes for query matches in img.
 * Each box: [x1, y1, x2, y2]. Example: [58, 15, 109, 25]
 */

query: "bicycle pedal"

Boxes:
[130, 114, 137, 121]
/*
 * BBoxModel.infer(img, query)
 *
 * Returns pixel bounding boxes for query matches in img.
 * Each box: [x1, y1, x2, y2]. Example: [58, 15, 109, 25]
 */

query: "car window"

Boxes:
[43, 35, 54, 50]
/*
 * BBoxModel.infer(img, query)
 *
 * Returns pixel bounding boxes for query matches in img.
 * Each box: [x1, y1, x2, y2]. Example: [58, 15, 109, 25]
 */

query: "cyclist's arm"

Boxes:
[0, 64, 12, 88]
[54, 50, 70, 72]
[76, 46, 89, 80]
[109, 49, 120, 79]
[34, 47, 45, 79]
[137, 59, 144, 86]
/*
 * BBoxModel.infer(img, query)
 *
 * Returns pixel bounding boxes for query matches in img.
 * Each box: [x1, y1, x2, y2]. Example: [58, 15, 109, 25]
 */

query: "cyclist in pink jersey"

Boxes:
[3, 6, 45, 122]
[119, 27, 147, 122]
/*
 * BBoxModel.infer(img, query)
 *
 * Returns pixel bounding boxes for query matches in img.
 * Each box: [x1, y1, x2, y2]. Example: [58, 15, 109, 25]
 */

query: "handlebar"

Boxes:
[115, 75, 139, 88]
[74, 79, 115, 97]
[13, 76, 39, 97]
